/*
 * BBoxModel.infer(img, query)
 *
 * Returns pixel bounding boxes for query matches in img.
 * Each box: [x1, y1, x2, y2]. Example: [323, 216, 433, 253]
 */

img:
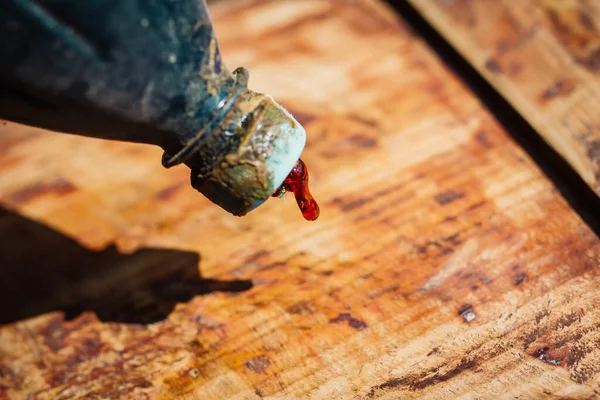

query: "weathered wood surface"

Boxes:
[1, 0, 599, 399]
[408, 0, 600, 197]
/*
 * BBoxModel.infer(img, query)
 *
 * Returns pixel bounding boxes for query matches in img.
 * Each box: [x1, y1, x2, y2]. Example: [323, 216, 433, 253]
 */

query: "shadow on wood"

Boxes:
[0, 207, 253, 325]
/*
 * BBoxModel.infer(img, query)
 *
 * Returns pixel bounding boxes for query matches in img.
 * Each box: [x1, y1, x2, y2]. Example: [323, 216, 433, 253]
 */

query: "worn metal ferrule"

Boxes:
[162, 67, 306, 216]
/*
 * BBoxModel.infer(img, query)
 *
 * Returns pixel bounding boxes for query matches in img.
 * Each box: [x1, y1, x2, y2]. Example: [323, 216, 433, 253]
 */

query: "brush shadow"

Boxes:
[0, 206, 253, 325]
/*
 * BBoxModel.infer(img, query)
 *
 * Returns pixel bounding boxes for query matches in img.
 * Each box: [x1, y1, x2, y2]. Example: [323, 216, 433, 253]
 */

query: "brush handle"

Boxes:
[0, 0, 233, 155]
[0, 0, 307, 217]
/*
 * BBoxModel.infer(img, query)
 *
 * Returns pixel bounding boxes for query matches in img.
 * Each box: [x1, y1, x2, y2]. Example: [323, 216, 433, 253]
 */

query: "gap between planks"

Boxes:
[386, 0, 600, 238]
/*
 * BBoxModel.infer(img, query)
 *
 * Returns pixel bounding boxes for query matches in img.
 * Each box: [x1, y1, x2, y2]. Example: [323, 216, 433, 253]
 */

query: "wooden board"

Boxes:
[1, 0, 599, 398]
[407, 0, 600, 197]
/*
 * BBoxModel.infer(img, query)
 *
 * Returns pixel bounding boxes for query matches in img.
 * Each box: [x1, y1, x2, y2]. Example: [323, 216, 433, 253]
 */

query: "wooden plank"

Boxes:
[0, 0, 599, 399]
[407, 0, 600, 197]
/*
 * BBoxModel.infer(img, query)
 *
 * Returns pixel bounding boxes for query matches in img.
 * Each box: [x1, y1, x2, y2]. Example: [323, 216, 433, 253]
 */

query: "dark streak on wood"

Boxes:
[287, 301, 314, 315]
[347, 134, 378, 148]
[368, 285, 399, 300]
[436, 248, 454, 258]
[435, 189, 465, 205]
[539, 80, 574, 103]
[575, 48, 600, 72]
[409, 358, 478, 390]
[475, 130, 491, 147]
[514, 272, 528, 286]
[479, 275, 492, 285]
[578, 11, 595, 31]
[366, 377, 408, 398]
[244, 355, 271, 374]
[484, 58, 503, 73]
[367, 357, 480, 396]
[328, 313, 368, 331]
[427, 347, 439, 356]
[8, 178, 77, 205]
[154, 183, 184, 201]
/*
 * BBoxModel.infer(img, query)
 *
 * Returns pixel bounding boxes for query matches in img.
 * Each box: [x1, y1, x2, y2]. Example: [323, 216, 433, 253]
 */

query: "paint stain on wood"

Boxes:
[539, 80, 575, 103]
[435, 189, 464, 205]
[329, 313, 368, 331]
[244, 355, 271, 374]
[474, 130, 492, 148]
[8, 178, 76, 205]
[154, 183, 184, 201]
[484, 58, 503, 73]
[514, 272, 528, 285]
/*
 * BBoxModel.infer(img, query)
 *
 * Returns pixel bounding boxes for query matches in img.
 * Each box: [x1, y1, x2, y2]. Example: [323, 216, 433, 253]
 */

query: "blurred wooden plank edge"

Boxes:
[389, 0, 600, 238]
[401, 0, 600, 201]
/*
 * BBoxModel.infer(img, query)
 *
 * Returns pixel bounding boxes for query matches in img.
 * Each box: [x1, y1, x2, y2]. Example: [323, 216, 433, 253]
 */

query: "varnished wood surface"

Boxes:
[408, 0, 600, 197]
[1, 0, 599, 399]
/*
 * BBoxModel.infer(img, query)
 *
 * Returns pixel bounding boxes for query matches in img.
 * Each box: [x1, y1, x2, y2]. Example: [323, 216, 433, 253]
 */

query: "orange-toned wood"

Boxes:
[0, 1, 599, 399]
[408, 0, 600, 197]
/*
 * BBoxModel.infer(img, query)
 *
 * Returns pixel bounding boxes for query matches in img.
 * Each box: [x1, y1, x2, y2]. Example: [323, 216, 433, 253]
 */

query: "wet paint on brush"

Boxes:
[273, 159, 320, 221]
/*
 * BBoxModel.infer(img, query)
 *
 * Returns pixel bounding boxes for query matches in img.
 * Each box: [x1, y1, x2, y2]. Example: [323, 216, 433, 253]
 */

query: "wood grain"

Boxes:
[407, 0, 600, 197]
[1, 0, 599, 399]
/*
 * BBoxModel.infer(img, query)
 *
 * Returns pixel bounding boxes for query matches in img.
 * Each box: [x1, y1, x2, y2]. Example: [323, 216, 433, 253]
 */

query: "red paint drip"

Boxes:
[273, 159, 320, 221]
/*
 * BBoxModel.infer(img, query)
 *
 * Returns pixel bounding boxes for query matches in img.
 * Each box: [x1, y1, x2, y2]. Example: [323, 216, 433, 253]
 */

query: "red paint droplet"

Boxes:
[273, 159, 320, 221]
